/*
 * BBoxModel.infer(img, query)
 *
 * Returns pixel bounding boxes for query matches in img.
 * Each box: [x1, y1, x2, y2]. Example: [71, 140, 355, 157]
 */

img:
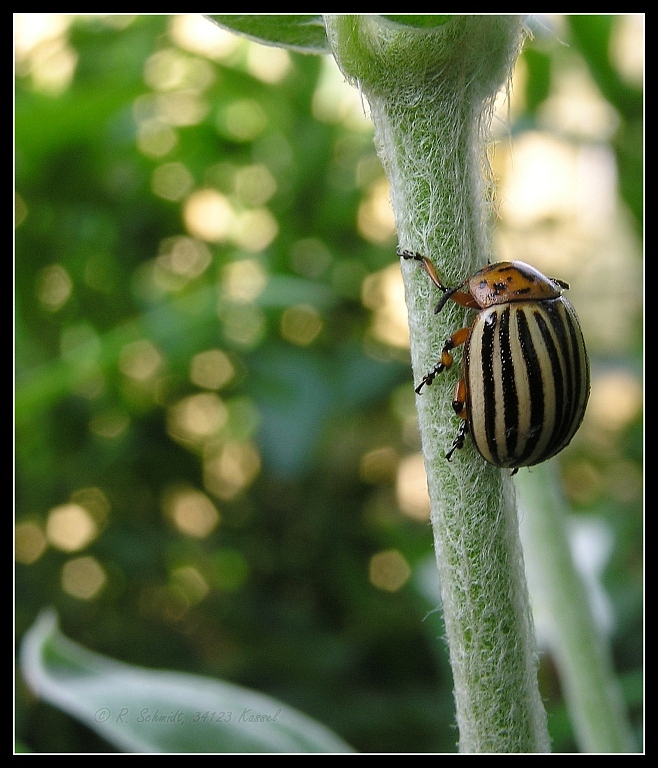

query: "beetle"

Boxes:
[399, 249, 590, 469]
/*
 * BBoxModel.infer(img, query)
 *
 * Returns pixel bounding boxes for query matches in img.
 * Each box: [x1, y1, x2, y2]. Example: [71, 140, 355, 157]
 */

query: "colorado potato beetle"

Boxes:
[400, 249, 590, 469]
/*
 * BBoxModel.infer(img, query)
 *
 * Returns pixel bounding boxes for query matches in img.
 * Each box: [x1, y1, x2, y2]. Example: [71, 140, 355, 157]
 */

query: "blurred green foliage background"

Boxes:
[15, 15, 642, 753]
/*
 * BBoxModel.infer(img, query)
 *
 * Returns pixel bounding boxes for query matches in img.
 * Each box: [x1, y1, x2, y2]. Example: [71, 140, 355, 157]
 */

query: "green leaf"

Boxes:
[205, 15, 329, 54]
[21, 611, 354, 754]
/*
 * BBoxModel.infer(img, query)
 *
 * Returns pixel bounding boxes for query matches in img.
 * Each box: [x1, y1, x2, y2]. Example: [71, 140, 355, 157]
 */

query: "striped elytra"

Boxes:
[398, 251, 590, 469]
[464, 298, 590, 468]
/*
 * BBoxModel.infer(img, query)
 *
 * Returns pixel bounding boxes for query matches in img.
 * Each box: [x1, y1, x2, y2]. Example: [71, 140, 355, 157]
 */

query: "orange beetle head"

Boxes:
[466, 261, 564, 308]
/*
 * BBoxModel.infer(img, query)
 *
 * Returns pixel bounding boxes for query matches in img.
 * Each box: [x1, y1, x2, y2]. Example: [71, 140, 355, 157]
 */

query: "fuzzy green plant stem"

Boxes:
[325, 15, 550, 753]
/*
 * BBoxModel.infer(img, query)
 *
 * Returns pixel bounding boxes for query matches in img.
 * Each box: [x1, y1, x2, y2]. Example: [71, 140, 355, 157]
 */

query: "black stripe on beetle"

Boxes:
[399, 250, 590, 470]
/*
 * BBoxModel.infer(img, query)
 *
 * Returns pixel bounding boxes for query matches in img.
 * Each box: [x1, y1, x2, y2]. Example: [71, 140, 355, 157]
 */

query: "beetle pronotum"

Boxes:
[400, 249, 590, 469]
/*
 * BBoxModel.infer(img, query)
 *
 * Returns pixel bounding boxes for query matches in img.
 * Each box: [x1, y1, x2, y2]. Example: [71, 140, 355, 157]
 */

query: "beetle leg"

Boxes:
[451, 379, 467, 418]
[399, 249, 461, 311]
[415, 327, 470, 394]
[398, 249, 448, 291]
[446, 420, 469, 461]
[445, 380, 468, 460]
[398, 249, 479, 312]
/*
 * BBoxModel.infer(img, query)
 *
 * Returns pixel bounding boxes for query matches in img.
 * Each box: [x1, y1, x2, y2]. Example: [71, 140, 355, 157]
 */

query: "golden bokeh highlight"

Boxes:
[369, 549, 412, 592]
[609, 14, 644, 87]
[170, 14, 241, 61]
[171, 565, 210, 605]
[396, 453, 431, 521]
[152, 162, 194, 201]
[221, 99, 268, 142]
[246, 43, 292, 84]
[495, 133, 617, 241]
[190, 349, 235, 390]
[36, 264, 73, 312]
[233, 164, 277, 207]
[119, 339, 163, 382]
[232, 208, 279, 252]
[143, 47, 215, 93]
[588, 371, 642, 433]
[15, 522, 48, 565]
[14, 13, 77, 95]
[538, 63, 619, 141]
[222, 259, 268, 303]
[357, 177, 396, 244]
[361, 263, 410, 349]
[360, 446, 399, 485]
[137, 119, 178, 158]
[163, 486, 221, 538]
[280, 304, 323, 347]
[167, 392, 229, 448]
[158, 91, 209, 127]
[155, 236, 212, 287]
[183, 188, 235, 242]
[203, 441, 261, 500]
[46, 503, 98, 552]
[312, 57, 374, 132]
[61, 556, 107, 600]
[218, 303, 266, 349]
[71, 486, 111, 525]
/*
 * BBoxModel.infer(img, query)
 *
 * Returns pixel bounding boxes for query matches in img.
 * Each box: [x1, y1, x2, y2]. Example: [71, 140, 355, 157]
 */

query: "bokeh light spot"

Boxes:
[156, 91, 209, 127]
[190, 349, 235, 390]
[222, 259, 268, 303]
[396, 453, 431, 521]
[357, 177, 396, 244]
[234, 164, 277, 206]
[171, 565, 210, 604]
[360, 446, 399, 485]
[220, 99, 268, 142]
[361, 263, 410, 348]
[155, 236, 212, 286]
[37, 264, 73, 312]
[183, 188, 235, 242]
[152, 162, 194, 201]
[219, 304, 266, 349]
[280, 304, 323, 346]
[15, 522, 47, 565]
[246, 43, 292, 83]
[231, 208, 279, 252]
[144, 48, 214, 93]
[14, 13, 77, 95]
[171, 14, 241, 61]
[369, 549, 412, 592]
[61, 556, 106, 600]
[119, 339, 163, 382]
[163, 486, 220, 538]
[167, 392, 229, 447]
[46, 503, 98, 552]
[203, 441, 261, 500]
[137, 119, 178, 158]
[587, 370, 642, 433]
